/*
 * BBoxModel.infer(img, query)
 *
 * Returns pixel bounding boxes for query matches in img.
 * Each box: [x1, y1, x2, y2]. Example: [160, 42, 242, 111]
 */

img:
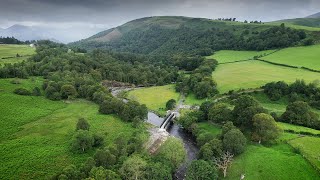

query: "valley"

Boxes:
[1, 12, 320, 180]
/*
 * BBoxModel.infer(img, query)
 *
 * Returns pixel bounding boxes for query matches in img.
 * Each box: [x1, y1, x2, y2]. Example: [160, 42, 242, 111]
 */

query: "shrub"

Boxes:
[14, 88, 31, 96]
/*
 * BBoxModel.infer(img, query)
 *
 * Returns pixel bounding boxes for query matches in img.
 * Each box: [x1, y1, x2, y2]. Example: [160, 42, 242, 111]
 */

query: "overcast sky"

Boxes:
[0, 0, 319, 42]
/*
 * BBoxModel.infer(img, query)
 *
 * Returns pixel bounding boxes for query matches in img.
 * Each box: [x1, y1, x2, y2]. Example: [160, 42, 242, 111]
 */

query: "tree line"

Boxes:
[263, 80, 320, 129]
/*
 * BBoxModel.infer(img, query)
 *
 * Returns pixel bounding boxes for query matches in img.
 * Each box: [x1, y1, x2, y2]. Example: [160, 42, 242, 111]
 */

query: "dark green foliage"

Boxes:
[60, 84, 77, 99]
[222, 121, 236, 136]
[178, 111, 199, 132]
[93, 149, 117, 168]
[198, 138, 223, 160]
[71, 130, 94, 153]
[0, 36, 25, 44]
[32, 87, 41, 96]
[281, 101, 320, 129]
[176, 59, 218, 99]
[145, 162, 172, 180]
[186, 160, 218, 180]
[208, 103, 232, 124]
[303, 38, 315, 46]
[93, 134, 104, 147]
[252, 113, 282, 143]
[166, 99, 176, 110]
[232, 95, 267, 129]
[199, 101, 214, 121]
[263, 81, 289, 101]
[223, 129, 246, 155]
[13, 88, 31, 96]
[76, 118, 90, 131]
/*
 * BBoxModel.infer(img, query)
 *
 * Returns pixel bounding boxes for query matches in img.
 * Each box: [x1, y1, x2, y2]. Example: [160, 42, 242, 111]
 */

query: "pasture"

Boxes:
[213, 61, 320, 93]
[208, 50, 276, 64]
[0, 44, 35, 66]
[226, 144, 320, 180]
[184, 93, 206, 106]
[289, 136, 320, 171]
[127, 85, 180, 115]
[261, 44, 320, 71]
[0, 78, 135, 179]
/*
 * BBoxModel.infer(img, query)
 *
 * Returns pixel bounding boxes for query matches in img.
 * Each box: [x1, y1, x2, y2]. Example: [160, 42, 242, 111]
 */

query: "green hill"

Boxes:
[272, 18, 320, 28]
[70, 16, 312, 56]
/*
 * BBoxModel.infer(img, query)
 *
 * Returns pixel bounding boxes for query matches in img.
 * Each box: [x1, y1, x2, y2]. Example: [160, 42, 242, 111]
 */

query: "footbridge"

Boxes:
[159, 112, 176, 129]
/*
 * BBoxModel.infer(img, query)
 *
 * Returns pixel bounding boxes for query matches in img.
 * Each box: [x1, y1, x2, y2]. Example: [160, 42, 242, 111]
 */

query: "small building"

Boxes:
[29, 44, 35, 48]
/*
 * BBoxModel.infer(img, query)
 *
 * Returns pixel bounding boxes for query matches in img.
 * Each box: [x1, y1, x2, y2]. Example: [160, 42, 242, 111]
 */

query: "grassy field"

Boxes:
[226, 144, 320, 180]
[127, 85, 180, 115]
[0, 78, 135, 179]
[207, 50, 276, 64]
[197, 122, 222, 137]
[278, 122, 320, 135]
[261, 44, 320, 71]
[184, 93, 206, 106]
[213, 61, 320, 93]
[0, 44, 35, 66]
[289, 136, 320, 171]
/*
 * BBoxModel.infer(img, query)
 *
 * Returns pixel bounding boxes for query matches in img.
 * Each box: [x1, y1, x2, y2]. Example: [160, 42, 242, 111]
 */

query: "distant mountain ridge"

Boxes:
[306, 12, 320, 18]
[0, 24, 60, 42]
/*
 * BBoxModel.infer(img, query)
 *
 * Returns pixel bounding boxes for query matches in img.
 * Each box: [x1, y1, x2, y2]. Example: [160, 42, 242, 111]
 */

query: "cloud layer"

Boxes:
[1, 0, 319, 42]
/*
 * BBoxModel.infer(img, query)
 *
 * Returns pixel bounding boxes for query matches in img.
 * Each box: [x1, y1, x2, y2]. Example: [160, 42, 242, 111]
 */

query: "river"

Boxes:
[111, 88, 199, 179]
[147, 112, 199, 179]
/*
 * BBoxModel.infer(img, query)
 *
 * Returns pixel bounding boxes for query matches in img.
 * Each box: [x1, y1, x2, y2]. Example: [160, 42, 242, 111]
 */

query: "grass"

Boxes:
[207, 50, 276, 64]
[261, 44, 320, 71]
[289, 136, 320, 171]
[213, 61, 320, 93]
[0, 44, 35, 66]
[226, 144, 320, 180]
[184, 93, 206, 106]
[0, 78, 135, 179]
[197, 122, 222, 137]
[127, 85, 180, 115]
[278, 122, 320, 135]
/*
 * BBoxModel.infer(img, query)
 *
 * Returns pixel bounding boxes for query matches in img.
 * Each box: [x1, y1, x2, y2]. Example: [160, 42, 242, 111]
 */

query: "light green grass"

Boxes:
[289, 136, 320, 171]
[261, 44, 320, 71]
[127, 85, 180, 115]
[213, 61, 320, 93]
[184, 93, 206, 106]
[0, 44, 35, 66]
[197, 122, 222, 137]
[278, 122, 320, 135]
[226, 144, 320, 180]
[207, 50, 276, 64]
[0, 78, 135, 179]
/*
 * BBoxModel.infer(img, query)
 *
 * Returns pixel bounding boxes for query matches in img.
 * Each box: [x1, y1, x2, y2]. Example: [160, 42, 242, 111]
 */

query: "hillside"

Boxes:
[307, 12, 320, 18]
[70, 16, 312, 55]
[273, 18, 320, 28]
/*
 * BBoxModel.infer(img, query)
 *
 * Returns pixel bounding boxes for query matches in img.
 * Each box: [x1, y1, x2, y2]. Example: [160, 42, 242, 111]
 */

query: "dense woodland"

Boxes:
[71, 18, 310, 56]
[0, 36, 26, 44]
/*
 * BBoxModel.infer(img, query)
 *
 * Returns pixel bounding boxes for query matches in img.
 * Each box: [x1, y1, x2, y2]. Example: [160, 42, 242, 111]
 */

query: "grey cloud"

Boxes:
[0, 0, 319, 42]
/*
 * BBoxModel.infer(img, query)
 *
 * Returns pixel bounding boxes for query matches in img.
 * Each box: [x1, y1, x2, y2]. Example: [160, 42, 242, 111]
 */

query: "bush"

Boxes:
[14, 88, 31, 96]
[223, 129, 246, 155]
[166, 99, 176, 110]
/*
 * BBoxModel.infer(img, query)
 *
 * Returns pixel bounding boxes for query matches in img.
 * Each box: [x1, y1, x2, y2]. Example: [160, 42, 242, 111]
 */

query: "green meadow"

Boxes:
[261, 44, 320, 70]
[184, 93, 206, 106]
[289, 136, 320, 171]
[226, 144, 320, 180]
[213, 61, 320, 93]
[127, 85, 180, 115]
[0, 78, 135, 179]
[0, 44, 35, 66]
[208, 50, 276, 64]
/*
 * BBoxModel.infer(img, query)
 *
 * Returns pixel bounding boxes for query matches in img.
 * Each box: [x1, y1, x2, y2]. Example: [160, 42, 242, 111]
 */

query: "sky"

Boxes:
[0, 0, 319, 42]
